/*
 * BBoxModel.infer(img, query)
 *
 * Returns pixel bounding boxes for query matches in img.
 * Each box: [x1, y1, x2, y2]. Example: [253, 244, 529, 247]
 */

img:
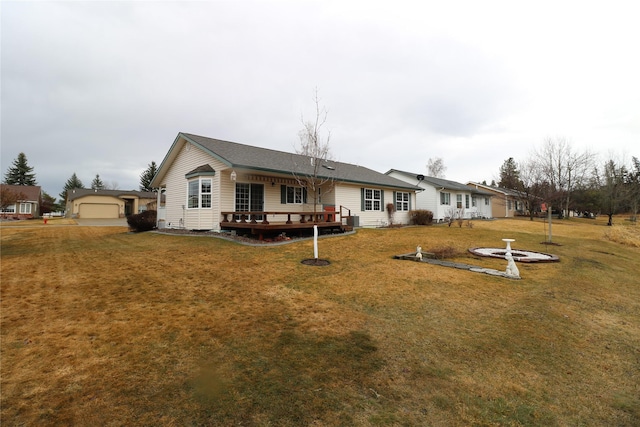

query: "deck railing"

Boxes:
[220, 210, 340, 225]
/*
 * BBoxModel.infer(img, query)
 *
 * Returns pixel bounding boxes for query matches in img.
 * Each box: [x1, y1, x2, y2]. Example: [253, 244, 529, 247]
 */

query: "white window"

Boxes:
[395, 192, 410, 211]
[19, 203, 31, 214]
[286, 186, 304, 204]
[187, 178, 212, 209]
[485, 197, 490, 206]
[188, 181, 199, 208]
[201, 179, 212, 208]
[1, 205, 16, 213]
[465, 195, 470, 209]
[440, 192, 450, 205]
[472, 196, 477, 207]
[364, 188, 381, 211]
[456, 194, 463, 209]
[236, 183, 250, 212]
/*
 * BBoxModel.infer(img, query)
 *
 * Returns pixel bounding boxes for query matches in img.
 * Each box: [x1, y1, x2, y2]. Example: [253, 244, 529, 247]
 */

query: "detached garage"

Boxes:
[65, 189, 157, 219]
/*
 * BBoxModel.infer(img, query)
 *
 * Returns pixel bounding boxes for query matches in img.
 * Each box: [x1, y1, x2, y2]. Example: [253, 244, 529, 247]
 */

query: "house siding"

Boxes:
[162, 142, 227, 230]
[466, 183, 514, 218]
[153, 134, 418, 230]
[335, 184, 412, 227]
[388, 171, 493, 221]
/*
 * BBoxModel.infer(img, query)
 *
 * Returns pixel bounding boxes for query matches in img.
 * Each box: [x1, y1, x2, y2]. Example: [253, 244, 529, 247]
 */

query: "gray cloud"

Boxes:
[2, 1, 637, 197]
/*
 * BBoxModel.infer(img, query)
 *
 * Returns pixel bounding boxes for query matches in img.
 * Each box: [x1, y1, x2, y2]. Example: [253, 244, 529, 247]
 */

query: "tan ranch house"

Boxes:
[150, 132, 418, 236]
[65, 189, 157, 219]
[466, 182, 524, 218]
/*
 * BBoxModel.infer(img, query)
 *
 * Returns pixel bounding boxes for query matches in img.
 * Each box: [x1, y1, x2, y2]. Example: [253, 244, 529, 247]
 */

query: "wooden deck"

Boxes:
[220, 211, 351, 240]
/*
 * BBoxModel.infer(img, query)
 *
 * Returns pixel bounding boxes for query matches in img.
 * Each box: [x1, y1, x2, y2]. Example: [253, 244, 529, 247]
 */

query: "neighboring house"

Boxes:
[466, 182, 523, 218]
[149, 132, 418, 234]
[386, 170, 493, 222]
[0, 184, 42, 219]
[65, 189, 157, 219]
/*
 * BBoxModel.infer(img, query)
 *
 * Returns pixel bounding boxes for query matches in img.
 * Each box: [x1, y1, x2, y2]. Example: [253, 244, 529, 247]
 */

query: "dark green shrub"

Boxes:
[409, 210, 434, 225]
[127, 210, 157, 232]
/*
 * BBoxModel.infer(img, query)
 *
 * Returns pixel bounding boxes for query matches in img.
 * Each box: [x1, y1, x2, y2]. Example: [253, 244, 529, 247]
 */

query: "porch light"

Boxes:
[230, 170, 236, 181]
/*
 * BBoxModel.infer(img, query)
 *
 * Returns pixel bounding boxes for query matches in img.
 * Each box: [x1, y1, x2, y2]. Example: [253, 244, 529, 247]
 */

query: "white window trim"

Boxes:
[187, 177, 213, 209]
[19, 203, 32, 214]
[440, 192, 450, 205]
[364, 188, 381, 211]
[286, 186, 304, 204]
[395, 191, 410, 211]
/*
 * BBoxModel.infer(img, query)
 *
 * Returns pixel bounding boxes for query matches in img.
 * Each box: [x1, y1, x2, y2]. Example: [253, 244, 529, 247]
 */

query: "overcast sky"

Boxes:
[2, 1, 638, 197]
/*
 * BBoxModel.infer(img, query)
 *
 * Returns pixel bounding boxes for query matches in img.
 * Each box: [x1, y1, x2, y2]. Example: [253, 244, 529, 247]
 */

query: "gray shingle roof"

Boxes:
[0, 184, 41, 202]
[67, 188, 156, 202]
[387, 169, 493, 196]
[181, 133, 418, 190]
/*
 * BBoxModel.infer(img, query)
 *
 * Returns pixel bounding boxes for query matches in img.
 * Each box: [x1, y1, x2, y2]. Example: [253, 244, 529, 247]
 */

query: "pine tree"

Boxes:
[40, 191, 57, 214]
[91, 174, 105, 190]
[59, 173, 84, 202]
[3, 152, 37, 186]
[498, 157, 521, 189]
[139, 161, 158, 192]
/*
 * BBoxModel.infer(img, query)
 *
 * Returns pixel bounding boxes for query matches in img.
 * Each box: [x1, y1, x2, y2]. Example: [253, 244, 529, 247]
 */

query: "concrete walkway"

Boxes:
[394, 253, 521, 280]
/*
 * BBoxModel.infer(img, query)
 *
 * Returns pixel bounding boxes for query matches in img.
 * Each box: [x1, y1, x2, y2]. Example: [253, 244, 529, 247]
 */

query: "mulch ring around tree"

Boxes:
[301, 258, 331, 266]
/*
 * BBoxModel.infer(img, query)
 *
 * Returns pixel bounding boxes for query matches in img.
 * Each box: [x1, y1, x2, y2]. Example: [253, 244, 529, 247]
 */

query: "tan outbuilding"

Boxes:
[65, 189, 156, 219]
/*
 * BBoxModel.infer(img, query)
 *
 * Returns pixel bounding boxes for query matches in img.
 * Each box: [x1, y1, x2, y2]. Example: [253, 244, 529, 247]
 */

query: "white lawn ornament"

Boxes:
[505, 252, 520, 278]
[416, 245, 423, 260]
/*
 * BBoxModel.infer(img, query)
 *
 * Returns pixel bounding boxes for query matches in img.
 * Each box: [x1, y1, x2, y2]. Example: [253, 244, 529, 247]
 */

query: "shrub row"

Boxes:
[127, 210, 157, 232]
[409, 210, 434, 225]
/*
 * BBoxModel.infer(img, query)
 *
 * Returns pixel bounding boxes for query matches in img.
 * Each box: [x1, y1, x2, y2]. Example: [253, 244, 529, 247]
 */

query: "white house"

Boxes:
[466, 182, 524, 218]
[386, 170, 493, 222]
[150, 133, 419, 236]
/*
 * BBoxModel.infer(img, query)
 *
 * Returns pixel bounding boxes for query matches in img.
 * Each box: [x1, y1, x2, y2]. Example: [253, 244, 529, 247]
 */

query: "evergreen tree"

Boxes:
[498, 157, 521, 189]
[3, 152, 37, 186]
[40, 191, 57, 214]
[91, 174, 105, 190]
[59, 173, 84, 202]
[139, 161, 158, 192]
[627, 157, 640, 221]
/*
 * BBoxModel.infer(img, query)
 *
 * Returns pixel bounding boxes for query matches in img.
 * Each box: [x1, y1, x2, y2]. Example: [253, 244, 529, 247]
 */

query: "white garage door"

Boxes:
[79, 203, 119, 219]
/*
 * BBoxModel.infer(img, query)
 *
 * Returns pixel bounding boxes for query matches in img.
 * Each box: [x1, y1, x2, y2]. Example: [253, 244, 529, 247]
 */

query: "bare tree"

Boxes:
[427, 157, 446, 178]
[517, 158, 545, 221]
[535, 137, 594, 218]
[293, 89, 334, 219]
[103, 181, 120, 190]
[0, 186, 26, 211]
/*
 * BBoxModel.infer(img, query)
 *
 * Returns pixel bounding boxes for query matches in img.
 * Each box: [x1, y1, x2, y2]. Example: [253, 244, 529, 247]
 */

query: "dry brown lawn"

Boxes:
[1, 216, 639, 426]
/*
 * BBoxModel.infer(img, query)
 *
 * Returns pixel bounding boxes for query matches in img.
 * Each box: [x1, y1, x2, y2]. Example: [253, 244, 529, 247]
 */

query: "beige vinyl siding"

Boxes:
[163, 142, 226, 230]
[226, 171, 336, 224]
[334, 184, 397, 227]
